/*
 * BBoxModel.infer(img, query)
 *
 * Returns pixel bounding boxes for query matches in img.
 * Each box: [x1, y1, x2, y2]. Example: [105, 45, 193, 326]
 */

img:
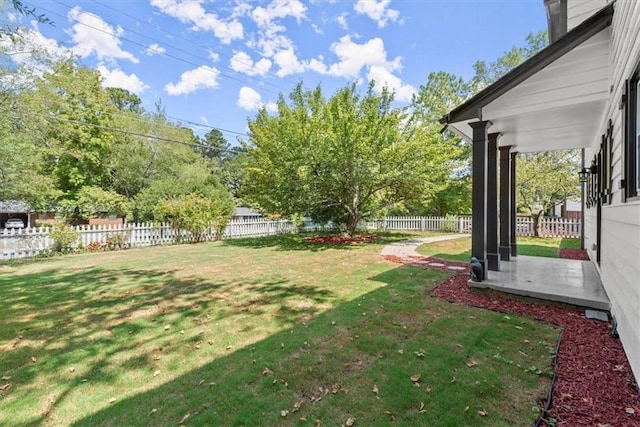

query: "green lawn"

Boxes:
[0, 233, 558, 426]
[416, 236, 581, 262]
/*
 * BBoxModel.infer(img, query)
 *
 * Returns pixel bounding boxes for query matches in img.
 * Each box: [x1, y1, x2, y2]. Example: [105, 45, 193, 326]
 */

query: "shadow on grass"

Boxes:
[222, 231, 417, 252]
[62, 264, 555, 427]
[0, 266, 334, 425]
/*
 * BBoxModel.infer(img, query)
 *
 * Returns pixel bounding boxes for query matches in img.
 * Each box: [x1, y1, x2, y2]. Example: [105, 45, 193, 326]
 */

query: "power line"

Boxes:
[90, 0, 298, 90]
[39, 113, 248, 155]
[29, 1, 283, 96]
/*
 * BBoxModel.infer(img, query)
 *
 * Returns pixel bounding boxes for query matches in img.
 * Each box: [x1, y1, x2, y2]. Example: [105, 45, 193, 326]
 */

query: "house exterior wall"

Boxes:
[583, 0, 640, 382]
[568, 0, 609, 30]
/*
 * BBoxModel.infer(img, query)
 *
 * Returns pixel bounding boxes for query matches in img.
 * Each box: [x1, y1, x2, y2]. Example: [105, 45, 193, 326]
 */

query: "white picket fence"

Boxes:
[0, 219, 298, 260]
[367, 216, 581, 238]
[0, 216, 581, 260]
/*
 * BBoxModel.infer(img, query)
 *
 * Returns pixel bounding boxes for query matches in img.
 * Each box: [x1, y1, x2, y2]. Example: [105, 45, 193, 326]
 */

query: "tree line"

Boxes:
[1, 4, 577, 237]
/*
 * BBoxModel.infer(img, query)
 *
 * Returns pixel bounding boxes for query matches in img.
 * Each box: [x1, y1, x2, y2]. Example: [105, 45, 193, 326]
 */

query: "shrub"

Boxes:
[86, 241, 106, 252]
[105, 233, 129, 250]
[50, 223, 79, 253]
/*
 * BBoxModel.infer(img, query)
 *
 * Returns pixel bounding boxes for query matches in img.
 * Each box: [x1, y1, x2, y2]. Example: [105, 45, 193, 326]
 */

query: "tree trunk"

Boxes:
[532, 210, 543, 237]
[346, 210, 360, 237]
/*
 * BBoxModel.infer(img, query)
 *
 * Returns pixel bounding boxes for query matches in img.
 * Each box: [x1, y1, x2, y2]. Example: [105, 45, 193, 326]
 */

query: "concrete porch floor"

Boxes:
[471, 256, 611, 311]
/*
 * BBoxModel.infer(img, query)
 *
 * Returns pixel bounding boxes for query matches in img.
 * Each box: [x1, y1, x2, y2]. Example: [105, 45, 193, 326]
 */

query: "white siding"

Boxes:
[584, 0, 640, 382]
[568, 0, 609, 30]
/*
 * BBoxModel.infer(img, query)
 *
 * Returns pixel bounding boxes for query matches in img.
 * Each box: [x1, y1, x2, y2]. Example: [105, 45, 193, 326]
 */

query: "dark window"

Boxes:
[624, 61, 640, 200]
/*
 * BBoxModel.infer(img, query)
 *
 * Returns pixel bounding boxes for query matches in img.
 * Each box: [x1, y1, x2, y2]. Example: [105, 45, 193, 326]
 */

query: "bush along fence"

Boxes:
[0, 216, 581, 260]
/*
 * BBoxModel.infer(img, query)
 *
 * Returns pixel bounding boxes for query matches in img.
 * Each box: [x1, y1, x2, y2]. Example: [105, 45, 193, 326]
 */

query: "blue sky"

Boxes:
[6, 0, 546, 143]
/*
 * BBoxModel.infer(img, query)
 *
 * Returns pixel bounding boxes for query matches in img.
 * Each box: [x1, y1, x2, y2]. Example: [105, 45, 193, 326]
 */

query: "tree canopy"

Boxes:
[242, 82, 434, 235]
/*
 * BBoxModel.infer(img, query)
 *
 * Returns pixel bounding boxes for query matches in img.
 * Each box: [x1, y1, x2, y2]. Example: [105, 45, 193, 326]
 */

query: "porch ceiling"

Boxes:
[442, 4, 613, 153]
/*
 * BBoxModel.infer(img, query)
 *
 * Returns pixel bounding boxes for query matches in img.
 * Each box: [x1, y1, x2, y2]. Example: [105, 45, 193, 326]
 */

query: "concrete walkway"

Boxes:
[380, 234, 469, 258]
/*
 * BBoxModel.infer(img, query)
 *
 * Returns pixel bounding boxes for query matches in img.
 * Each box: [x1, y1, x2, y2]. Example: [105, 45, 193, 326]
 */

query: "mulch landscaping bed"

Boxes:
[559, 248, 591, 261]
[303, 235, 381, 244]
[383, 254, 640, 426]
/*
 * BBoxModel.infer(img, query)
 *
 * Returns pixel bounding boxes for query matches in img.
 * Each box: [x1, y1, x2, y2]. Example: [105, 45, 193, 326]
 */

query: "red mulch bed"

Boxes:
[383, 254, 640, 426]
[303, 235, 381, 244]
[559, 248, 591, 261]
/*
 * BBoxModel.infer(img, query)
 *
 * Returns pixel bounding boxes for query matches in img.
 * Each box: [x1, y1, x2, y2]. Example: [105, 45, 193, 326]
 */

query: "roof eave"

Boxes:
[440, 2, 614, 125]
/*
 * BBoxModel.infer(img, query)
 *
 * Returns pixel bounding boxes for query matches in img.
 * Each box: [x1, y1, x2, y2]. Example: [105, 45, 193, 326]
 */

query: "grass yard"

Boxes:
[0, 233, 558, 426]
[416, 236, 581, 262]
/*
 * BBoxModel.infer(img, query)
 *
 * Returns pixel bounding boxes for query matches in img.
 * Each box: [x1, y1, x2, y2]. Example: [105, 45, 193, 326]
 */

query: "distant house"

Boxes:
[440, 1, 640, 382]
[0, 200, 32, 228]
[550, 198, 582, 219]
[233, 206, 262, 221]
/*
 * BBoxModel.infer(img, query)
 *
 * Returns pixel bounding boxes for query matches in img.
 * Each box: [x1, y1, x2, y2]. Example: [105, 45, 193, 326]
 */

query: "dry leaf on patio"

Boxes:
[372, 384, 379, 395]
[478, 409, 489, 416]
[179, 413, 190, 423]
[410, 374, 421, 383]
[153, 370, 161, 377]
[346, 416, 356, 426]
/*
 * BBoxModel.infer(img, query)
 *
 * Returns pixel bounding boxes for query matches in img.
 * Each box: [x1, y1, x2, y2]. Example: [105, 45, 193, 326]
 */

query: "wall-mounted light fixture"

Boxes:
[578, 167, 590, 183]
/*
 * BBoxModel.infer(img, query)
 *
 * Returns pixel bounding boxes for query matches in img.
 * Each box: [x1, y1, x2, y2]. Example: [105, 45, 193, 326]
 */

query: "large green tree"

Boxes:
[242, 82, 432, 236]
[517, 150, 580, 236]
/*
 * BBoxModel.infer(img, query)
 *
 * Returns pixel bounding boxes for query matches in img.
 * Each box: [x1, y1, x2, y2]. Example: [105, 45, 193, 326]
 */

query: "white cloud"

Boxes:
[273, 47, 306, 77]
[144, 43, 166, 56]
[230, 51, 272, 76]
[0, 23, 72, 66]
[96, 65, 150, 94]
[67, 7, 138, 63]
[200, 116, 209, 125]
[326, 35, 400, 78]
[150, 0, 243, 44]
[165, 65, 220, 95]
[250, 0, 307, 27]
[237, 86, 276, 112]
[367, 65, 415, 102]
[237, 86, 262, 111]
[336, 13, 348, 30]
[354, 0, 400, 28]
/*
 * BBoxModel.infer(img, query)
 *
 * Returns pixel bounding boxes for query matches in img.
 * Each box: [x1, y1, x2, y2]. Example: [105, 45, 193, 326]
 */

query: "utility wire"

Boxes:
[29, 1, 282, 96]
[39, 113, 248, 154]
[90, 0, 298, 90]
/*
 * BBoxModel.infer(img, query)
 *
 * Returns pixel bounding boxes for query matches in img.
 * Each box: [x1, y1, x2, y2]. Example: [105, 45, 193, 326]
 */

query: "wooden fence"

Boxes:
[0, 216, 581, 260]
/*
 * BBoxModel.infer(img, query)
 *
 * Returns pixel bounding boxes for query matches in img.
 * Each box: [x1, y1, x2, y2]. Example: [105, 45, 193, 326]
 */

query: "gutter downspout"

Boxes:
[580, 148, 585, 250]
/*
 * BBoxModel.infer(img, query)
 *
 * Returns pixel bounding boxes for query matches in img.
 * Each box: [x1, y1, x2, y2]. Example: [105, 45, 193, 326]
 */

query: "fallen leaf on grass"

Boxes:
[466, 359, 479, 368]
[346, 416, 356, 426]
[153, 370, 161, 377]
[372, 384, 379, 395]
[426, 385, 433, 393]
[69, 367, 75, 373]
[150, 408, 157, 414]
[197, 379, 205, 386]
[30, 357, 36, 363]
[1, 376, 11, 381]
[331, 383, 340, 394]
[0, 383, 11, 391]
[478, 410, 488, 416]
[109, 398, 116, 403]
[292, 401, 303, 412]
[281, 410, 289, 417]
[410, 374, 421, 383]
[164, 325, 170, 330]
[464, 406, 469, 412]
[262, 368, 273, 376]
[179, 413, 190, 424]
